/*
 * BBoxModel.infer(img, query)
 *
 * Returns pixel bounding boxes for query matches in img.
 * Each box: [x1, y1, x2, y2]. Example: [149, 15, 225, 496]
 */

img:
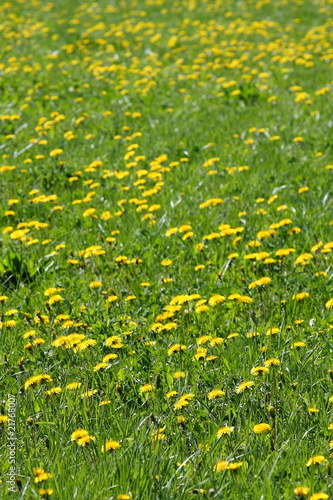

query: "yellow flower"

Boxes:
[24, 374, 53, 390]
[47, 294, 63, 305]
[208, 389, 225, 400]
[71, 429, 89, 441]
[89, 280, 102, 288]
[309, 494, 329, 500]
[226, 462, 243, 470]
[193, 347, 207, 360]
[174, 393, 195, 410]
[77, 435, 96, 446]
[294, 487, 310, 496]
[39, 489, 53, 496]
[166, 391, 178, 399]
[66, 382, 82, 390]
[306, 455, 328, 466]
[236, 381, 254, 393]
[251, 366, 269, 376]
[106, 295, 118, 303]
[105, 336, 124, 348]
[253, 423, 271, 434]
[237, 295, 253, 304]
[325, 298, 333, 309]
[213, 460, 229, 471]
[216, 426, 234, 438]
[152, 426, 166, 441]
[33, 468, 52, 483]
[50, 148, 63, 157]
[44, 387, 62, 396]
[161, 259, 172, 266]
[264, 358, 280, 367]
[293, 292, 310, 301]
[168, 344, 186, 355]
[103, 354, 118, 362]
[208, 294, 226, 306]
[80, 389, 98, 398]
[101, 440, 121, 452]
[266, 327, 279, 335]
[94, 362, 108, 372]
[298, 186, 309, 194]
[292, 341, 306, 349]
[139, 384, 154, 394]
[0, 415, 9, 423]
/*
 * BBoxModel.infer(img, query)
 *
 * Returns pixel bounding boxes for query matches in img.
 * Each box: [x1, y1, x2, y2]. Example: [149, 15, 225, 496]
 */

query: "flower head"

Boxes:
[253, 423, 271, 434]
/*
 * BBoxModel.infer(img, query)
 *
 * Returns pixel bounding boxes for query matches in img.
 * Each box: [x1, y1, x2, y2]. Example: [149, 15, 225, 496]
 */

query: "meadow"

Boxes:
[0, 0, 333, 498]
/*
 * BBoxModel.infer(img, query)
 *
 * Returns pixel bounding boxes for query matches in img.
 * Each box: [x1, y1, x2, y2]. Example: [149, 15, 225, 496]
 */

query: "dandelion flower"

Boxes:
[213, 460, 228, 472]
[294, 487, 310, 496]
[306, 455, 328, 466]
[236, 381, 255, 393]
[174, 393, 195, 410]
[253, 423, 271, 434]
[208, 389, 225, 400]
[251, 366, 269, 376]
[139, 383, 154, 394]
[216, 426, 234, 438]
[325, 298, 333, 309]
[309, 494, 329, 500]
[101, 440, 121, 452]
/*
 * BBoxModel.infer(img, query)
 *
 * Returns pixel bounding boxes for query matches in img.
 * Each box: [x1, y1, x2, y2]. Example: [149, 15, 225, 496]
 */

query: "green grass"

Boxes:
[0, 0, 333, 499]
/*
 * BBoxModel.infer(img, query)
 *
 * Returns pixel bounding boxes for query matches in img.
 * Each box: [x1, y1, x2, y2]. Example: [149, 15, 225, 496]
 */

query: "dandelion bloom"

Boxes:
[306, 455, 328, 466]
[39, 490, 53, 496]
[236, 381, 255, 393]
[293, 292, 310, 301]
[77, 435, 96, 446]
[50, 148, 63, 157]
[101, 440, 121, 452]
[80, 389, 98, 398]
[44, 387, 62, 396]
[253, 423, 271, 434]
[89, 280, 102, 288]
[325, 298, 333, 309]
[264, 358, 280, 367]
[266, 327, 279, 335]
[33, 468, 52, 483]
[208, 389, 225, 400]
[24, 374, 53, 390]
[94, 362, 108, 372]
[139, 384, 154, 394]
[152, 426, 166, 441]
[294, 487, 310, 496]
[71, 429, 89, 441]
[208, 294, 226, 306]
[213, 460, 229, 472]
[227, 462, 243, 470]
[251, 366, 269, 376]
[216, 426, 234, 438]
[309, 494, 329, 500]
[174, 393, 195, 410]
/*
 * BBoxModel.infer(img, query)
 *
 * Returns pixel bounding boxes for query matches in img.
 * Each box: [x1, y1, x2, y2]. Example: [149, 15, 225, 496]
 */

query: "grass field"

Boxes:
[0, 0, 333, 498]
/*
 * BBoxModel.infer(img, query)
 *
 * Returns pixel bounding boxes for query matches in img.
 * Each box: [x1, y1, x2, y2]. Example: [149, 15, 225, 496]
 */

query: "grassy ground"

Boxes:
[0, 0, 333, 498]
